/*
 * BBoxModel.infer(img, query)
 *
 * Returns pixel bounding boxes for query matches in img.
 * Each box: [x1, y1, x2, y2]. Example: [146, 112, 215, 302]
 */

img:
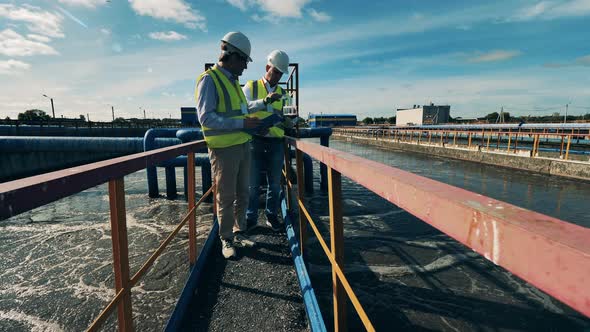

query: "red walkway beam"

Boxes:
[0, 140, 206, 220]
[289, 138, 590, 317]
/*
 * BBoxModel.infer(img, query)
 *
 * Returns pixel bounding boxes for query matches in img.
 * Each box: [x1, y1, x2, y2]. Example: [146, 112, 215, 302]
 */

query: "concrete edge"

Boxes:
[165, 218, 219, 332]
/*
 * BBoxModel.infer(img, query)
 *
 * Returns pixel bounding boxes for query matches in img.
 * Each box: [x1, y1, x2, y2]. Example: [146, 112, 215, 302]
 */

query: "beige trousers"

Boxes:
[208, 142, 251, 240]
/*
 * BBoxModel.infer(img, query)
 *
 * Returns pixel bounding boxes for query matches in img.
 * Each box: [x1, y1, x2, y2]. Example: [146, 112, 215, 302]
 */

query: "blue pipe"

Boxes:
[144, 129, 181, 198]
[143, 128, 212, 200]
[176, 129, 212, 202]
[0, 136, 179, 181]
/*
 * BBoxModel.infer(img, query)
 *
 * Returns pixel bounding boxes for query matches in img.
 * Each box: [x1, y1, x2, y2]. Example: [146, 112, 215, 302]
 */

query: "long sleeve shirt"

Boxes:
[196, 65, 265, 130]
[243, 77, 278, 114]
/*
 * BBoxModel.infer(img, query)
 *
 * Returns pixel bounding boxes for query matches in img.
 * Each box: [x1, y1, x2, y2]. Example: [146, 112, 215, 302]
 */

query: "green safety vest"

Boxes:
[195, 66, 251, 149]
[246, 79, 285, 138]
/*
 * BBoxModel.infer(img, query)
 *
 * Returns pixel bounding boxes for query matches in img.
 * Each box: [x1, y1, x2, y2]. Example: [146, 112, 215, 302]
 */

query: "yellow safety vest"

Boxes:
[195, 66, 251, 149]
[246, 79, 285, 138]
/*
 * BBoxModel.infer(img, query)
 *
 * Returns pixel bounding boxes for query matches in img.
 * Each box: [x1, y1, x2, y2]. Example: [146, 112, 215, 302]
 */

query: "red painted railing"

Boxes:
[287, 137, 590, 331]
[0, 140, 212, 331]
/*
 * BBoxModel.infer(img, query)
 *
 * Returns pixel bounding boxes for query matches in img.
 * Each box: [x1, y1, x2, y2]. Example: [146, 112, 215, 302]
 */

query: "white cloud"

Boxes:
[0, 4, 65, 38]
[467, 50, 522, 63]
[100, 28, 111, 35]
[257, 0, 311, 17]
[27, 34, 51, 43]
[149, 31, 187, 41]
[0, 59, 31, 74]
[128, 0, 207, 31]
[308, 8, 331, 22]
[58, 0, 107, 9]
[512, 0, 590, 21]
[0, 29, 59, 56]
[251, 13, 281, 24]
[227, 0, 312, 19]
[227, 0, 248, 11]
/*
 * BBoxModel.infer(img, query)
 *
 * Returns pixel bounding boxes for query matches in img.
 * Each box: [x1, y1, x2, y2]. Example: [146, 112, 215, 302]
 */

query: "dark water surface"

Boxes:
[301, 138, 590, 331]
[1, 138, 589, 331]
[0, 169, 213, 331]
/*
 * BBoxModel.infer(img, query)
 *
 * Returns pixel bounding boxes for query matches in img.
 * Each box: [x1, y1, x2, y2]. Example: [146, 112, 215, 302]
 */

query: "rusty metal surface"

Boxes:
[287, 137, 590, 317]
[0, 140, 206, 220]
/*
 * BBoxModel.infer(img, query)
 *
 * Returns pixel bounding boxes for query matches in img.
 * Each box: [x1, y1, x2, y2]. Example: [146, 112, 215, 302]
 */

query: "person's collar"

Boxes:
[262, 77, 276, 90]
[215, 64, 236, 81]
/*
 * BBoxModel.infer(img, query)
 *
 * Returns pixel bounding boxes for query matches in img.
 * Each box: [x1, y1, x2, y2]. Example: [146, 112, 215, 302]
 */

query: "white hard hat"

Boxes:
[221, 31, 252, 62]
[267, 50, 289, 74]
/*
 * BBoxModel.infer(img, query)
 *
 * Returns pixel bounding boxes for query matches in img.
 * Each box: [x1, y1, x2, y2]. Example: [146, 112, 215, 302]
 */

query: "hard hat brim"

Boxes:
[221, 39, 252, 62]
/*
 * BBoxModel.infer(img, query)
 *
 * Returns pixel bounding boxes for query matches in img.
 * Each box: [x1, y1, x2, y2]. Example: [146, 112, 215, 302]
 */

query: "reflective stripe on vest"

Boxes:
[247, 79, 285, 138]
[196, 66, 251, 148]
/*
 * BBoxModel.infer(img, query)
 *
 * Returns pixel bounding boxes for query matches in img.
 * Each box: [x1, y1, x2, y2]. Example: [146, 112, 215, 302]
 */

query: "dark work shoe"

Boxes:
[265, 216, 283, 232]
[246, 220, 261, 233]
[234, 232, 256, 248]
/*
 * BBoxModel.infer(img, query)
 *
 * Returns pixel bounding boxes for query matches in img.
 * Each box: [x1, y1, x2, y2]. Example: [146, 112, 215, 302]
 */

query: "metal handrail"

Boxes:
[286, 137, 590, 331]
[0, 140, 213, 331]
[333, 127, 590, 161]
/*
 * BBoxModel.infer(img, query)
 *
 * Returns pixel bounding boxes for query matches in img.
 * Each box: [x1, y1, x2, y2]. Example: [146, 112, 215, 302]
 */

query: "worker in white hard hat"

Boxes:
[243, 50, 292, 232]
[195, 32, 281, 259]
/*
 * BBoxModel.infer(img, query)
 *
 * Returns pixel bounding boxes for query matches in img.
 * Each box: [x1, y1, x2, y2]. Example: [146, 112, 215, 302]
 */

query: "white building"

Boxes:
[396, 104, 450, 126]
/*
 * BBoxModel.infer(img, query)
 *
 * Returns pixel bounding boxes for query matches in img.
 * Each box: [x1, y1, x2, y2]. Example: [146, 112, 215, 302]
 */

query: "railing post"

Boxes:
[506, 131, 512, 152]
[565, 135, 572, 160]
[188, 152, 196, 265]
[559, 135, 565, 158]
[295, 148, 307, 257]
[328, 167, 346, 331]
[283, 139, 292, 211]
[108, 178, 133, 332]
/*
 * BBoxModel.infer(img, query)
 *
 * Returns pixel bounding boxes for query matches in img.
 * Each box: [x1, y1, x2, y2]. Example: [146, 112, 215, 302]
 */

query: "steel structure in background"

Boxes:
[285, 137, 590, 331]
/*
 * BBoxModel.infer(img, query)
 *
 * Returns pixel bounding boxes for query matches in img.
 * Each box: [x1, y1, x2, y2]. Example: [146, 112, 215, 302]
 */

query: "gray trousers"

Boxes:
[208, 142, 251, 240]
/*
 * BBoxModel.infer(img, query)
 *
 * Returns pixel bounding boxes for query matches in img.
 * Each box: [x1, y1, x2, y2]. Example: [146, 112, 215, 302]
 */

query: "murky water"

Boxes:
[1, 138, 589, 331]
[301, 138, 590, 331]
[327, 138, 590, 226]
[0, 169, 213, 331]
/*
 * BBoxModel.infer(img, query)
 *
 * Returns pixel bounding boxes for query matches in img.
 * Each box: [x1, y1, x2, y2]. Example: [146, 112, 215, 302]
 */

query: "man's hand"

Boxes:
[264, 92, 282, 104]
[243, 117, 263, 129]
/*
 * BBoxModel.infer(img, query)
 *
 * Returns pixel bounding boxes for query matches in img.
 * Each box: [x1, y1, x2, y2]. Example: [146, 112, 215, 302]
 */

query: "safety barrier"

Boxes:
[335, 127, 590, 160]
[0, 140, 213, 331]
[284, 137, 590, 331]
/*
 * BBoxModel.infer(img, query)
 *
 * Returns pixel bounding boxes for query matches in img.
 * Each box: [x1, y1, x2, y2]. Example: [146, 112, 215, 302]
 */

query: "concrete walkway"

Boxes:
[179, 226, 309, 332]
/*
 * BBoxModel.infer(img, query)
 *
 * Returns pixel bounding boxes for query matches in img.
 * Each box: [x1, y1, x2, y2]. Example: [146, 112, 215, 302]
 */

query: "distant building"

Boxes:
[181, 107, 198, 126]
[396, 104, 450, 126]
[308, 114, 357, 128]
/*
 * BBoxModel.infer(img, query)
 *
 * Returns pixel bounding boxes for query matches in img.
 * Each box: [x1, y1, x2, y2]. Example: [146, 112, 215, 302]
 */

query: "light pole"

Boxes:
[42, 94, 55, 119]
[564, 103, 569, 124]
[111, 105, 115, 121]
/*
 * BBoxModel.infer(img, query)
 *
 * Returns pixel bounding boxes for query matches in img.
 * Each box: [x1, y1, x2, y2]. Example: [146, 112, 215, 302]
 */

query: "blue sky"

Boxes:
[1, 0, 589, 121]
